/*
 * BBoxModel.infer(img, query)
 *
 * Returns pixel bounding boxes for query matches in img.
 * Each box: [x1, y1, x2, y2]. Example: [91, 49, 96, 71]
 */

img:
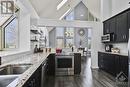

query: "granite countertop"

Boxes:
[0, 52, 52, 87]
[0, 49, 80, 87]
[98, 51, 128, 56]
[15, 52, 52, 87]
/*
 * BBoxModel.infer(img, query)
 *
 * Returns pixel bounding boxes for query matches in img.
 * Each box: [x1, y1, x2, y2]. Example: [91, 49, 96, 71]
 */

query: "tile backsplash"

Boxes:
[112, 43, 128, 53]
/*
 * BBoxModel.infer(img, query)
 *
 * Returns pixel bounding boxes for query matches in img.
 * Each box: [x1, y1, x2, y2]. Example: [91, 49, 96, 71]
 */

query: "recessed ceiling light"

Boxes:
[57, 0, 68, 10]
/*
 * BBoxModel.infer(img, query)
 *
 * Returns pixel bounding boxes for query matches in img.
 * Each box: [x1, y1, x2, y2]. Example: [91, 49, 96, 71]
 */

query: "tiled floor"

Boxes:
[43, 57, 128, 87]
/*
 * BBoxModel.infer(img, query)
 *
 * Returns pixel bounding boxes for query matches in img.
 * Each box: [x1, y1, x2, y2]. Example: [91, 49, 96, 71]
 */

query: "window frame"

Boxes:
[2, 15, 19, 50]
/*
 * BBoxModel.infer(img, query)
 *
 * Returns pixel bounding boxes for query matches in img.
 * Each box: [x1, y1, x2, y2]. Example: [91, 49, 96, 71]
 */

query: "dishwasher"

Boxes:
[41, 59, 47, 87]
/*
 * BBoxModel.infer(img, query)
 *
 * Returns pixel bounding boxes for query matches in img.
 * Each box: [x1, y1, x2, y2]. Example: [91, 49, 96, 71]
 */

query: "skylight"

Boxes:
[57, 0, 68, 10]
[59, 8, 71, 20]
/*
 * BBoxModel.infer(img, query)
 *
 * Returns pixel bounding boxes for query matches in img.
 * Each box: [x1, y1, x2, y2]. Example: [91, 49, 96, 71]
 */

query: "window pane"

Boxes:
[4, 18, 18, 48]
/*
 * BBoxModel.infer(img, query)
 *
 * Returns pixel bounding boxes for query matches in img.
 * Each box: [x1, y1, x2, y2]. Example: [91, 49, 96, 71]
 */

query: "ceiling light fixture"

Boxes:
[57, 0, 68, 10]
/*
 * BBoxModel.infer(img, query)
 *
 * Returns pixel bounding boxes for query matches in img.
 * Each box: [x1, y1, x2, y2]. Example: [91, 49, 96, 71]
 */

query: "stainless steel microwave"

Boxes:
[101, 34, 114, 42]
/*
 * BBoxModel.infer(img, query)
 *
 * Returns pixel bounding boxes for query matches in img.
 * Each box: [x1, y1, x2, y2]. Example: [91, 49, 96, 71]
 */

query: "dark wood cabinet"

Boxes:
[98, 52, 128, 78]
[23, 65, 42, 87]
[98, 53, 105, 70]
[103, 18, 116, 35]
[103, 9, 130, 43]
[98, 52, 116, 76]
[118, 55, 128, 77]
[116, 12, 128, 42]
[103, 20, 110, 35]
[46, 53, 55, 75]
[74, 53, 81, 75]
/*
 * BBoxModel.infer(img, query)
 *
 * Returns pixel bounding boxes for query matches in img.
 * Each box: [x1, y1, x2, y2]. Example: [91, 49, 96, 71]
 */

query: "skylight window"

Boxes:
[57, 0, 68, 10]
[59, 8, 71, 20]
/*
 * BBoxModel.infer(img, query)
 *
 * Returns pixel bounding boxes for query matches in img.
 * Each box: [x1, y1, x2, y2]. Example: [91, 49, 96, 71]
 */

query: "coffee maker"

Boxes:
[105, 44, 113, 52]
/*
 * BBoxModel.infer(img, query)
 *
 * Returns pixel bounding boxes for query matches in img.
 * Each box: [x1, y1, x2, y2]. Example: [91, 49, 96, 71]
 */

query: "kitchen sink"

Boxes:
[0, 75, 19, 87]
[0, 64, 32, 75]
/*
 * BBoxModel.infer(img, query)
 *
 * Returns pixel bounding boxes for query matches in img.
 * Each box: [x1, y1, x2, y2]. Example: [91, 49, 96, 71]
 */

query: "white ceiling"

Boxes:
[29, 0, 63, 19]
[29, 0, 101, 20]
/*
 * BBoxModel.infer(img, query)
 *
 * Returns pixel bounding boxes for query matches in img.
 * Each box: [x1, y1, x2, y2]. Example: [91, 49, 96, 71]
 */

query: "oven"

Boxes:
[55, 55, 74, 75]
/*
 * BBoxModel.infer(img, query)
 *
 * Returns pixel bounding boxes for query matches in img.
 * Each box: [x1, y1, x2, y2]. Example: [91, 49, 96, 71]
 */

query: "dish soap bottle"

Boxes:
[34, 45, 38, 53]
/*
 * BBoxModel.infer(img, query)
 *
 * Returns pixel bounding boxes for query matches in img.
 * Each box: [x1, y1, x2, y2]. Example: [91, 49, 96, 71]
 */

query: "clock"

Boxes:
[78, 29, 85, 36]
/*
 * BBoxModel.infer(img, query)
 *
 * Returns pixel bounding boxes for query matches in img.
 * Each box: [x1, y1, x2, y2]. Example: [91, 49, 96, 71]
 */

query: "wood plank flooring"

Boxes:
[43, 57, 128, 87]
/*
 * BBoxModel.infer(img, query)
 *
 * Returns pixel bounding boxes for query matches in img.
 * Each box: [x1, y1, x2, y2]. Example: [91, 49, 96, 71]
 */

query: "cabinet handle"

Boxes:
[123, 35, 124, 39]
[125, 35, 126, 39]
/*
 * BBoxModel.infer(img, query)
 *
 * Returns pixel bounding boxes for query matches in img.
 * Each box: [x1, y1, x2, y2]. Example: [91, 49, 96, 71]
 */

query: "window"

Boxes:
[4, 17, 18, 49]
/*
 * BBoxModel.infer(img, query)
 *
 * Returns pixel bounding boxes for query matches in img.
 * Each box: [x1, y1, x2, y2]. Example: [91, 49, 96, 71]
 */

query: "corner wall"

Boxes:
[16, 0, 31, 51]
[19, 14, 30, 51]
[91, 22, 104, 68]
[112, 0, 130, 16]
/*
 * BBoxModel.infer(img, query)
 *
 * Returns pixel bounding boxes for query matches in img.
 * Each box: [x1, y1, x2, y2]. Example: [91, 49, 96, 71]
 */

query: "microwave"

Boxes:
[101, 33, 114, 43]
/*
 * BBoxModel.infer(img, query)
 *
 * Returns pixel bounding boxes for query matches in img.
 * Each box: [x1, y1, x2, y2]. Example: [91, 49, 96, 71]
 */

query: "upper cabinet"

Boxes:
[116, 12, 128, 42]
[103, 8, 130, 43]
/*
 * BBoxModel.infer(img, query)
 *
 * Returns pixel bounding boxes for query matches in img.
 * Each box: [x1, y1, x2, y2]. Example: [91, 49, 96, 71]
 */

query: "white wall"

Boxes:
[19, 14, 30, 51]
[102, 0, 130, 20]
[112, 0, 130, 16]
[101, 0, 112, 21]
[91, 22, 104, 68]
[112, 43, 128, 53]
[16, 0, 31, 51]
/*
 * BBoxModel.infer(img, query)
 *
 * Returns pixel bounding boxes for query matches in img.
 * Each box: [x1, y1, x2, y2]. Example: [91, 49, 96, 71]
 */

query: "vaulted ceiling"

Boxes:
[29, 0, 101, 20]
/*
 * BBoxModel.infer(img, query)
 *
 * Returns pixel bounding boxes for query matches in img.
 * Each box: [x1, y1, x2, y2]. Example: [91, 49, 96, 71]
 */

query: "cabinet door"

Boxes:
[115, 56, 120, 77]
[120, 56, 128, 77]
[109, 18, 116, 41]
[47, 54, 55, 75]
[103, 21, 110, 35]
[127, 10, 130, 40]
[98, 52, 104, 70]
[74, 53, 81, 74]
[105, 53, 116, 76]
[109, 18, 116, 34]
[23, 65, 42, 87]
[116, 12, 128, 42]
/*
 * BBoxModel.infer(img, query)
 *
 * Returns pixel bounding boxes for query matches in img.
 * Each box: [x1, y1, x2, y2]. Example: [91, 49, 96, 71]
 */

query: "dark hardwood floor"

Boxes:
[43, 57, 128, 87]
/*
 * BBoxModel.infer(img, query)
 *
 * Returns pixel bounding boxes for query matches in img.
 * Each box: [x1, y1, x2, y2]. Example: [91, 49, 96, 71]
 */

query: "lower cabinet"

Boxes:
[74, 53, 81, 75]
[98, 52, 128, 79]
[46, 53, 55, 75]
[23, 65, 42, 87]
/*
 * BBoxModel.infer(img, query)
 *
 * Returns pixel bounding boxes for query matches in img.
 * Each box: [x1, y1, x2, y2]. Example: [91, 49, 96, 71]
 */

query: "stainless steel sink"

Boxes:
[0, 64, 32, 87]
[0, 75, 19, 87]
[0, 64, 32, 75]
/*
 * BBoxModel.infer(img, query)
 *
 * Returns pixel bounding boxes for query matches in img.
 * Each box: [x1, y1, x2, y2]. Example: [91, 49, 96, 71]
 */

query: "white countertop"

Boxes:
[15, 52, 51, 87]
[0, 52, 52, 87]
[0, 49, 80, 87]
[0, 50, 31, 57]
[98, 51, 128, 56]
